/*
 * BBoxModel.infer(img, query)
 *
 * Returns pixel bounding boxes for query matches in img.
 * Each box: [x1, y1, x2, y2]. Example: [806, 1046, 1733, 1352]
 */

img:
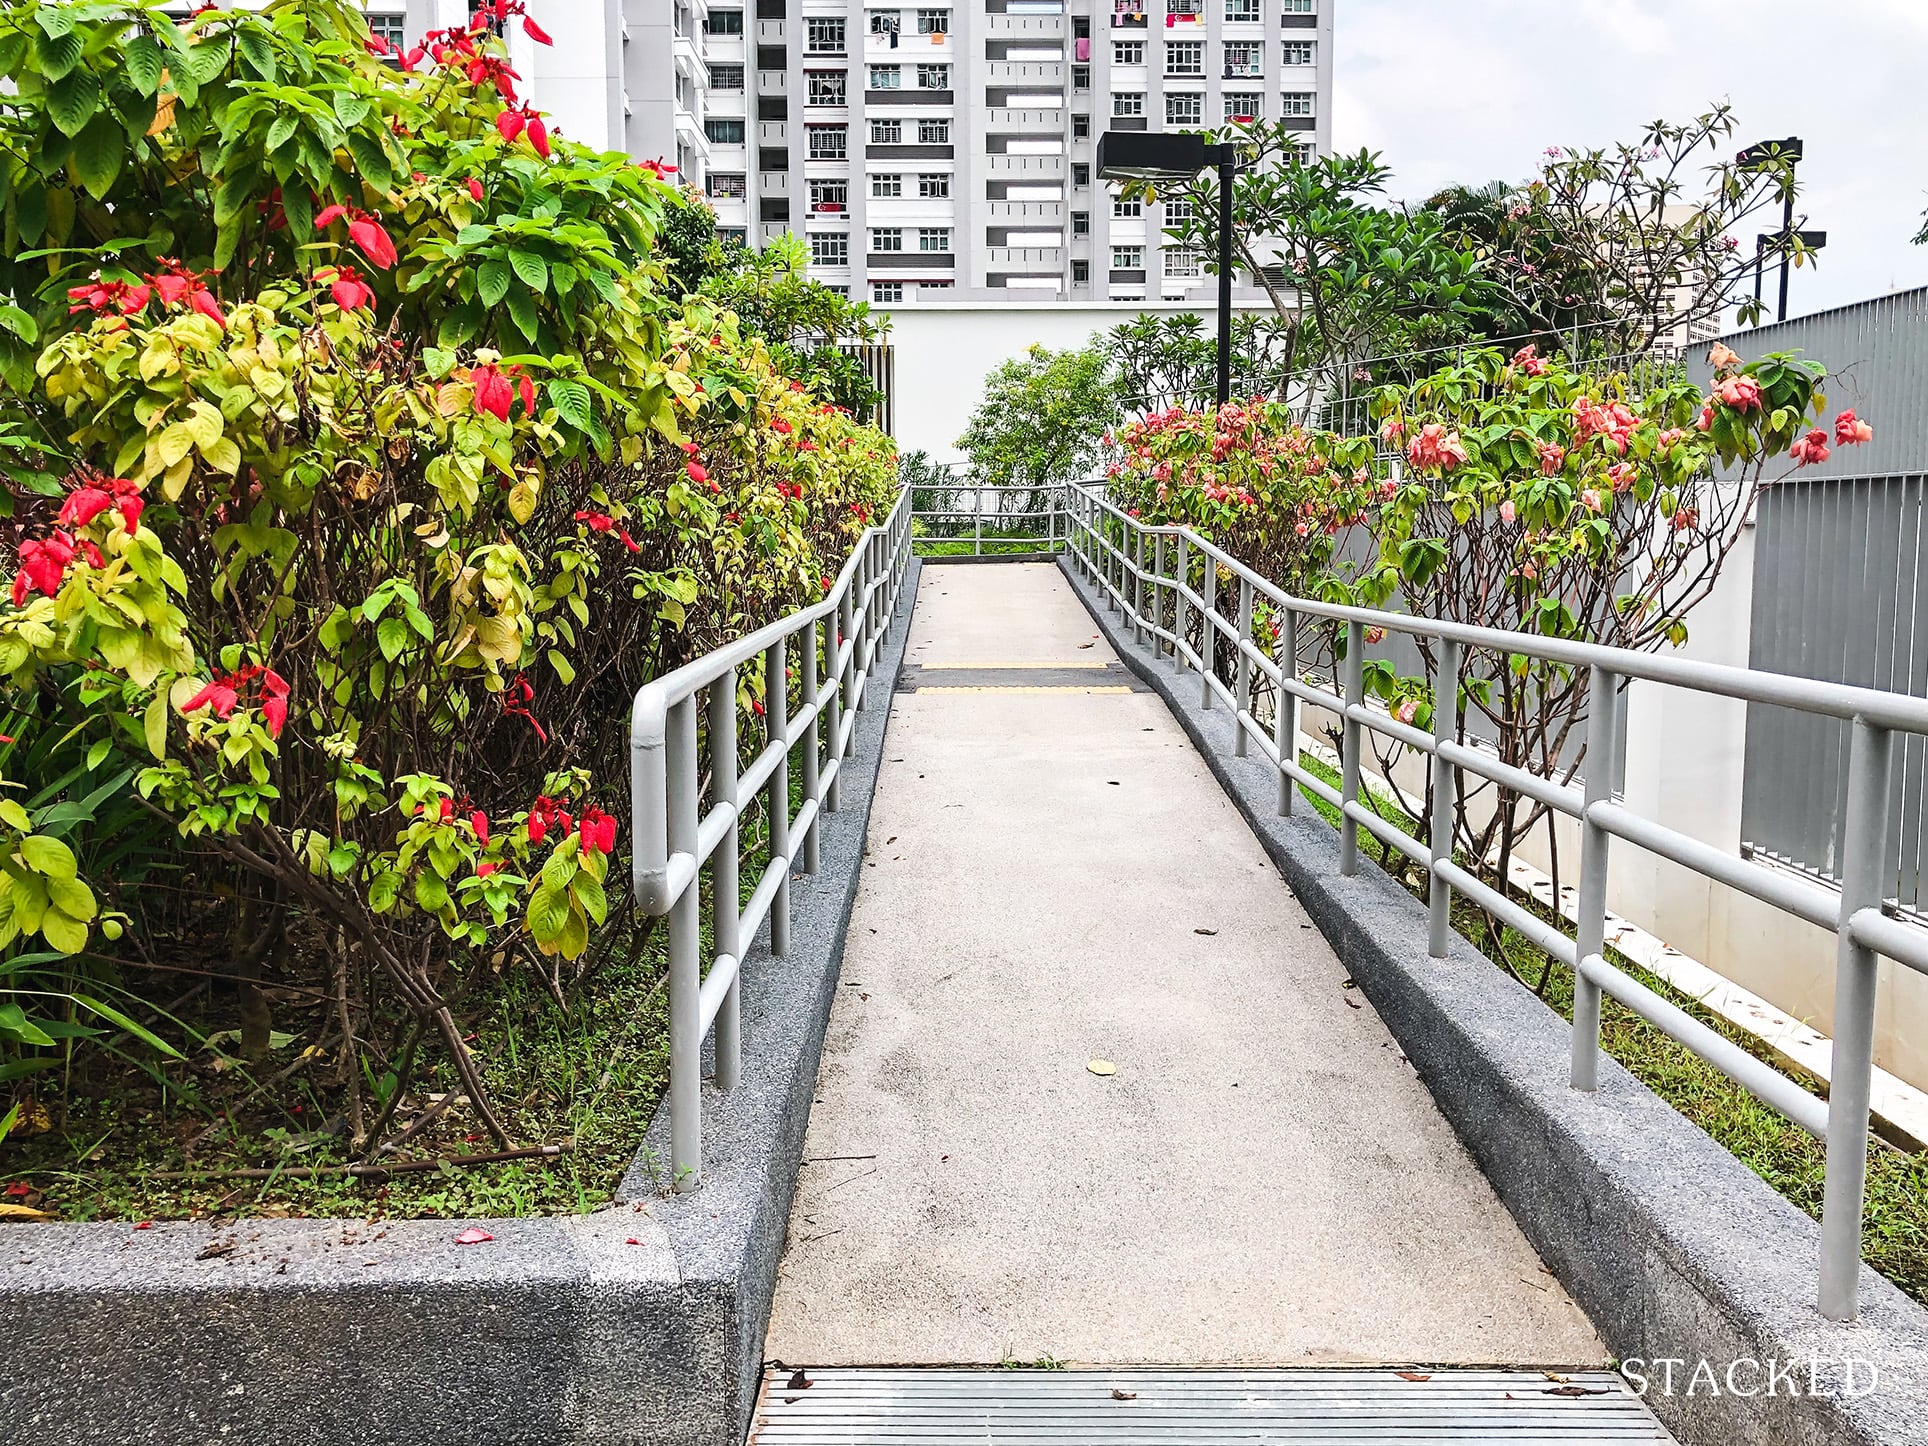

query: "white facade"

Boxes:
[390, 0, 1333, 302]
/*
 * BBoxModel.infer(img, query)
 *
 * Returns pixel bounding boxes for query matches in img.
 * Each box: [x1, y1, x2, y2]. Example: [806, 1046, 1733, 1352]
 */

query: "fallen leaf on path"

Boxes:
[452, 1227, 494, 1245]
[196, 1239, 236, 1260]
[1111, 1388, 1137, 1400]
[1087, 1059, 1116, 1076]
[1194, 927, 1217, 936]
[786, 1369, 813, 1391]
[1395, 1371, 1431, 1382]
[0, 1203, 54, 1221]
[1344, 996, 1362, 1010]
[1543, 1385, 1609, 1397]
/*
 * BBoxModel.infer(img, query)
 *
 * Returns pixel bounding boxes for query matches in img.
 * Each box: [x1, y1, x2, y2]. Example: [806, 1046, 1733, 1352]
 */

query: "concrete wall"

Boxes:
[880, 299, 1272, 462]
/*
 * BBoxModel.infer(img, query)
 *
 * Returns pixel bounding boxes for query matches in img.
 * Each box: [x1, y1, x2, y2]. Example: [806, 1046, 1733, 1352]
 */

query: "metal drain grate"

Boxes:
[750, 1367, 1677, 1444]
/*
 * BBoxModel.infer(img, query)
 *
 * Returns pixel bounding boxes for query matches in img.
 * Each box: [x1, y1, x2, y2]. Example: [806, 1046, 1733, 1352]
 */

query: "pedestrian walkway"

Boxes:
[762, 563, 1605, 1370]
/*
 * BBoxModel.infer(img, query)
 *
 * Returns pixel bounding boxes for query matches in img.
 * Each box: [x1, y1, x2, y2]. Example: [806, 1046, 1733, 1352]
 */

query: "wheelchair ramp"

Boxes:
[749, 1366, 1675, 1444]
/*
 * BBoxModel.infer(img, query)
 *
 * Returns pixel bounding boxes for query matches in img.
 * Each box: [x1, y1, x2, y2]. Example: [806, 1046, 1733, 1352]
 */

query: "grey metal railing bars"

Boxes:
[1064, 479, 1928, 1324]
[629, 487, 913, 1193]
[909, 468, 1068, 557]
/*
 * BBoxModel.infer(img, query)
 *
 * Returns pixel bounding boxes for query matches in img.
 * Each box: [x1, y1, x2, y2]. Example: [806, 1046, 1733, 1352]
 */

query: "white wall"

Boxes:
[880, 300, 1273, 465]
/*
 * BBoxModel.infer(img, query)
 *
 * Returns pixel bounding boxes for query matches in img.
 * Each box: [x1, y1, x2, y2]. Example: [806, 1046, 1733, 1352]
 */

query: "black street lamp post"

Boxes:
[1096, 130, 1240, 405]
[1736, 136, 1822, 323]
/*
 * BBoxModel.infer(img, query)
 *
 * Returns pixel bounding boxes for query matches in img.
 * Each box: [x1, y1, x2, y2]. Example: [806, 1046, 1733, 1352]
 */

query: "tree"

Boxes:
[955, 343, 1120, 491]
[1104, 311, 1297, 414]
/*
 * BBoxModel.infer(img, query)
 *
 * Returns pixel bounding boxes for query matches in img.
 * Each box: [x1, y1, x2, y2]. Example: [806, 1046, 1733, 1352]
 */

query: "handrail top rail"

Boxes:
[630, 487, 910, 746]
[1069, 480, 1928, 736]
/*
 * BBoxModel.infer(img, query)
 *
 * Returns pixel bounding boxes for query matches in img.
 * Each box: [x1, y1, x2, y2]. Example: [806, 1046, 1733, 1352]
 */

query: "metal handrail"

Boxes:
[630, 487, 914, 1192]
[908, 469, 1068, 557]
[1063, 478, 1927, 1323]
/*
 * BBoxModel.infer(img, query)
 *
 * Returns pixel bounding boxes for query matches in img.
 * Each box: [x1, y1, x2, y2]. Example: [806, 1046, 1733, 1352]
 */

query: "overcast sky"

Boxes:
[1332, 0, 1928, 322]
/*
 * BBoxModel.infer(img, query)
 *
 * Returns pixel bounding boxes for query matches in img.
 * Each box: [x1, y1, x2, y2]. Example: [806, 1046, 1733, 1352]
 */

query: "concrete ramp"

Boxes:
[765, 563, 1606, 1369]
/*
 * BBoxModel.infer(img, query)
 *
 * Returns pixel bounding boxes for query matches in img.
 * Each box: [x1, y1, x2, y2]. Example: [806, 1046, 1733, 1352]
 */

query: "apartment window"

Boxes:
[873, 282, 904, 302]
[916, 8, 949, 34]
[705, 118, 746, 145]
[870, 118, 903, 143]
[366, 13, 406, 48]
[869, 64, 903, 89]
[1164, 248, 1203, 277]
[810, 179, 849, 211]
[1225, 40, 1263, 76]
[921, 280, 954, 292]
[807, 124, 849, 159]
[806, 70, 847, 105]
[720, 227, 748, 245]
[1112, 197, 1142, 218]
[917, 63, 951, 89]
[708, 173, 748, 199]
[1072, 259, 1090, 283]
[1165, 92, 1202, 127]
[1112, 92, 1145, 117]
[918, 226, 953, 252]
[1164, 41, 1202, 76]
[1072, 162, 1090, 187]
[1165, 199, 1194, 225]
[1112, 246, 1144, 269]
[1072, 211, 1090, 235]
[1224, 0, 1259, 18]
[709, 63, 746, 91]
[706, 8, 745, 33]
[805, 16, 846, 53]
[872, 172, 904, 197]
[1283, 0, 1315, 9]
[869, 10, 901, 33]
[918, 172, 950, 198]
[1072, 113, 1090, 139]
[810, 233, 849, 266]
[917, 117, 951, 143]
[1224, 92, 1262, 122]
[872, 227, 905, 251]
[1072, 63, 1090, 91]
[1281, 91, 1315, 117]
[1113, 40, 1144, 65]
[1288, 141, 1314, 164]
[1075, 15, 1091, 37]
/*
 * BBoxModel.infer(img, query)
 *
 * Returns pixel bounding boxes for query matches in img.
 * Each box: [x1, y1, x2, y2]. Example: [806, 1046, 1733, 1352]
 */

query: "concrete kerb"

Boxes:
[1060, 553, 1928, 1446]
[0, 558, 923, 1446]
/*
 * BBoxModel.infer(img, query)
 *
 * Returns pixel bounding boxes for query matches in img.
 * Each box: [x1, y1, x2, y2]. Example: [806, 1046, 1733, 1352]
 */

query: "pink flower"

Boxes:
[1714, 375, 1762, 412]
[1364, 626, 1386, 645]
[452, 1227, 494, 1245]
[1579, 488, 1603, 512]
[686, 461, 709, 485]
[1511, 343, 1549, 377]
[1498, 500, 1517, 524]
[1833, 409, 1874, 446]
[1696, 403, 1714, 432]
[1789, 428, 1831, 467]
[471, 363, 515, 421]
[1392, 699, 1419, 725]
[315, 265, 375, 312]
[1671, 506, 1700, 533]
[1707, 342, 1741, 373]
[467, 177, 486, 203]
[1406, 423, 1466, 472]
[1607, 462, 1636, 493]
[1537, 443, 1566, 476]
[12, 533, 77, 604]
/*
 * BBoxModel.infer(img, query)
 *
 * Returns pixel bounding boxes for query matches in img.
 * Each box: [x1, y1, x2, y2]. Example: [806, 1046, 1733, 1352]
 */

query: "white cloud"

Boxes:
[1332, 0, 1928, 318]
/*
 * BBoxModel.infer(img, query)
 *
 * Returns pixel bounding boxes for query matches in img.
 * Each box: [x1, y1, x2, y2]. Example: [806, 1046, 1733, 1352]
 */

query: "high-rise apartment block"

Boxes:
[387, 1, 1332, 302]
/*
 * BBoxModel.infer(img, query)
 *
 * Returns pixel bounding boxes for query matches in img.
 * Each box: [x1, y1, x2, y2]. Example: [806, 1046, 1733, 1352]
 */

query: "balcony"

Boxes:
[757, 69, 786, 91]
[756, 18, 785, 41]
[758, 120, 788, 144]
[864, 89, 955, 106]
[986, 14, 1066, 38]
[987, 246, 1064, 268]
[985, 154, 1066, 178]
[868, 252, 957, 270]
[673, 33, 703, 79]
[986, 108, 1065, 131]
[1109, 267, 1148, 284]
[986, 61, 1063, 86]
[759, 170, 790, 193]
[988, 200, 1066, 222]
[1110, 5, 1148, 28]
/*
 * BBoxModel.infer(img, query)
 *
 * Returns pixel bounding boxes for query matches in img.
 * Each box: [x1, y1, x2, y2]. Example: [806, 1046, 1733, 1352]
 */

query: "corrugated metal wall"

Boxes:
[1695, 289, 1928, 908]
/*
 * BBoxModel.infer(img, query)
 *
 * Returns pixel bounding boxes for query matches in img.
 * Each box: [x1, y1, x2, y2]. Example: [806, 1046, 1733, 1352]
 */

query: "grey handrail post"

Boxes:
[855, 546, 872, 711]
[825, 598, 846, 813]
[1428, 639, 1461, 956]
[1152, 533, 1167, 657]
[666, 695, 701, 1191]
[1131, 528, 1145, 644]
[1275, 606, 1297, 815]
[973, 482, 983, 556]
[1339, 619, 1365, 876]
[1199, 552, 1217, 710]
[1819, 718, 1895, 1321]
[767, 635, 790, 958]
[709, 669, 741, 1092]
[1174, 534, 1190, 676]
[1571, 664, 1621, 1089]
[1234, 577, 1253, 757]
[800, 616, 821, 872]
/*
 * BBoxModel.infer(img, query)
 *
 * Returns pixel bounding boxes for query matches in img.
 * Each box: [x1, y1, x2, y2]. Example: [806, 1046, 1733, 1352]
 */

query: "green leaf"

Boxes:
[477, 258, 511, 308]
[266, 111, 300, 155]
[527, 880, 569, 944]
[344, 131, 394, 195]
[32, 26, 83, 81]
[38, 908, 87, 955]
[0, 305, 38, 344]
[377, 615, 409, 661]
[0, 1004, 56, 1048]
[21, 835, 77, 879]
[144, 693, 170, 761]
[46, 67, 102, 137]
[505, 285, 539, 342]
[547, 648, 576, 684]
[236, 27, 276, 80]
[422, 346, 456, 379]
[123, 34, 164, 95]
[70, 112, 123, 200]
[72, 993, 184, 1058]
[414, 871, 450, 912]
[509, 249, 549, 294]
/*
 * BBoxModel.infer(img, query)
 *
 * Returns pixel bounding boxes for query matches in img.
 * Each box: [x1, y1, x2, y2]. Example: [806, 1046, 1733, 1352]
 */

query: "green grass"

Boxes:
[1292, 750, 1928, 1306]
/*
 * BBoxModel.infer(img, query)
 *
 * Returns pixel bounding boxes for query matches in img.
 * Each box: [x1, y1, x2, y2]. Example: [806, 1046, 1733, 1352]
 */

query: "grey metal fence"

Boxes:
[629, 487, 913, 1192]
[1696, 289, 1928, 909]
[1066, 478, 1928, 1324]
[909, 468, 1067, 557]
